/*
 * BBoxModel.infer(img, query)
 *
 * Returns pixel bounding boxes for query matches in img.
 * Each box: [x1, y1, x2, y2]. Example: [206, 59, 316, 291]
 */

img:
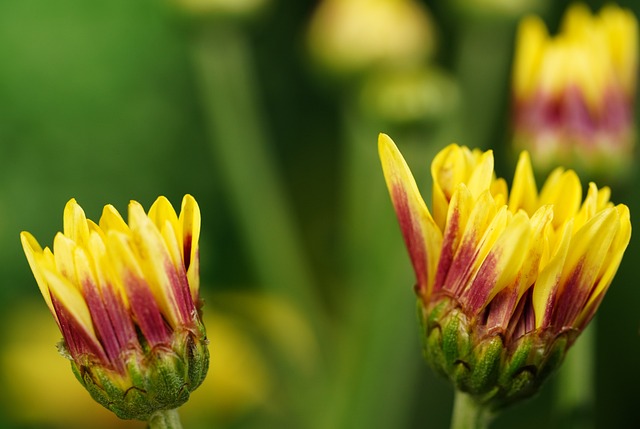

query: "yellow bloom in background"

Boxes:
[379, 133, 630, 409]
[20, 195, 208, 421]
[512, 4, 638, 175]
[307, 0, 435, 77]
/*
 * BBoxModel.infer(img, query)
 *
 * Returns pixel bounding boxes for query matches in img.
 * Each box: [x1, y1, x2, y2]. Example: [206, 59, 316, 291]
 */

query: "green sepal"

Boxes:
[468, 336, 503, 395]
[64, 329, 210, 421]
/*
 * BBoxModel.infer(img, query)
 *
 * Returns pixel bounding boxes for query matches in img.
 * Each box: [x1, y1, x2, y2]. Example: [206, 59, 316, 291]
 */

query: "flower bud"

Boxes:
[21, 195, 209, 420]
[511, 4, 638, 177]
[379, 134, 630, 409]
[307, 0, 435, 78]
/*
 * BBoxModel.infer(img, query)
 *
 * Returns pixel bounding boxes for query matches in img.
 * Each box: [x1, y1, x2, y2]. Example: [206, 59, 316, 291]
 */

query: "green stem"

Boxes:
[322, 101, 419, 429]
[450, 391, 491, 429]
[188, 23, 326, 337]
[453, 18, 515, 150]
[147, 409, 183, 429]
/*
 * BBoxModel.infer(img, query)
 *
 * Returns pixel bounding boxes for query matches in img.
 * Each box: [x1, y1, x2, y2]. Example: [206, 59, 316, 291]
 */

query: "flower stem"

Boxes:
[450, 391, 491, 429]
[188, 23, 326, 338]
[147, 409, 183, 429]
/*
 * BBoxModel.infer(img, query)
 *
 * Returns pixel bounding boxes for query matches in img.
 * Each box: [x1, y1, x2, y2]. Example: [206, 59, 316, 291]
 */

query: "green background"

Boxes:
[0, 0, 637, 428]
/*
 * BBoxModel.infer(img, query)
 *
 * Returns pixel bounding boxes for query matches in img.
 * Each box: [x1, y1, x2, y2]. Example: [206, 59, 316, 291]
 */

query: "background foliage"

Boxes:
[0, 1, 638, 428]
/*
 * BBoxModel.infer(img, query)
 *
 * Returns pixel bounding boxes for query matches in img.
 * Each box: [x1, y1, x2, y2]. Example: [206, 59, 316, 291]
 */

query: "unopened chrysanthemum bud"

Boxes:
[20, 195, 209, 421]
[512, 4, 638, 176]
[379, 134, 630, 410]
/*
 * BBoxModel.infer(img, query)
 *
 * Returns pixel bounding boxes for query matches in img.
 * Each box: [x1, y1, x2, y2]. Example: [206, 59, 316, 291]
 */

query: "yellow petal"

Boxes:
[559, 207, 620, 298]
[20, 232, 56, 317]
[508, 151, 538, 215]
[149, 196, 180, 249]
[518, 205, 554, 297]
[379, 133, 442, 298]
[513, 15, 548, 98]
[538, 168, 582, 228]
[466, 150, 494, 200]
[179, 194, 202, 298]
[533, 219, 574, 328]
[41, 267, 97, 344]
[128, 201, 182, 327]
[62, 199, 90, 247]
[463, 210, 532, 313]
[53, 233, 79, 287]
[575, 204, 631, 327]
[99, 204, 129, 234]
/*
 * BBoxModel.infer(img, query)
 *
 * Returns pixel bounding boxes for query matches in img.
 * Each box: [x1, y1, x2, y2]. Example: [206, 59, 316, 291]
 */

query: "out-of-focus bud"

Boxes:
[512, 4, 638, 176]
[20, 195, 208, 421]
[358, 66, 460, 124]
[379, 134, 631, 410]
[307, 0, 436, 78]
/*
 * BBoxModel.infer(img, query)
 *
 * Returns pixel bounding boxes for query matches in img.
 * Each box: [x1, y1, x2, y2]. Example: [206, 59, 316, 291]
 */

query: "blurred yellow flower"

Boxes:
[512, 4, 638, 174]
[379, 133, 631, 408]
[2, 295, 282, 428]
[307, 0, 435, 76]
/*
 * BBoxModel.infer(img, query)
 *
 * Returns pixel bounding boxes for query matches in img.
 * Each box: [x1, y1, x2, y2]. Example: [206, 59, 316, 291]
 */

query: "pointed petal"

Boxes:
[508, 151, 538, 215]
[575, 204, 631, 329]
[20, 232, 56, 317]
[63, 199, 90, 246]
[149, 196, 180, 246]
[434, 184, 473, 293]
[533, 220, 573, 329]
[466, 150, 495, 200]
[443, 191, 501, 297]
[379, 133, 442, 299]
[462, 211, 531, 315]
[538, 169, 582, 228]
[513, 15, 548, 98]
[553, 207, 620, 327]
[73, 245, 123, 370]
[53, 233, 79, 286]
[41, 266, 101, 356]
[106, 230, 170, 346]
[431, 144, 470, 229]
[99, 204, 129, 234]
[179, 194, 201, 299]
[128, 201, 190, 326]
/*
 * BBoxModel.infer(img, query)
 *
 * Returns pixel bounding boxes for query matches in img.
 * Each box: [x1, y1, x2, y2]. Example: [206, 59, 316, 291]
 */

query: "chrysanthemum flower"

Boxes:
[20, 195, 209, 422]
[379, 134, 630, 409]
[512, 3, 637, 174]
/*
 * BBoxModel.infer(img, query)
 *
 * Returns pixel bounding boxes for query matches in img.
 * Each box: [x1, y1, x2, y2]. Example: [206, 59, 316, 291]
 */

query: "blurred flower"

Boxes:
[307, 0, 435, 77]
[20, 195, 208, 421]
[379, 134, 630, 409]
[512, 4, 638, 175]
[3, 290, 316, 428]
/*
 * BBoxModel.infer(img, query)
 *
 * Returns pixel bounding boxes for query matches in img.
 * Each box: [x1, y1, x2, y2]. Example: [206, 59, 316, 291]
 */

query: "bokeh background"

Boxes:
[0, 0, 638, 428]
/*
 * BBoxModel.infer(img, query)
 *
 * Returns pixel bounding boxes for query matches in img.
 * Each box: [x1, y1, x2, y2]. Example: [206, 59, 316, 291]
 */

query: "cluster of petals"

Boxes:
[379, 134, 630, 341]
[512, 4, 637, 167]
[20, 195, 201, 375]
